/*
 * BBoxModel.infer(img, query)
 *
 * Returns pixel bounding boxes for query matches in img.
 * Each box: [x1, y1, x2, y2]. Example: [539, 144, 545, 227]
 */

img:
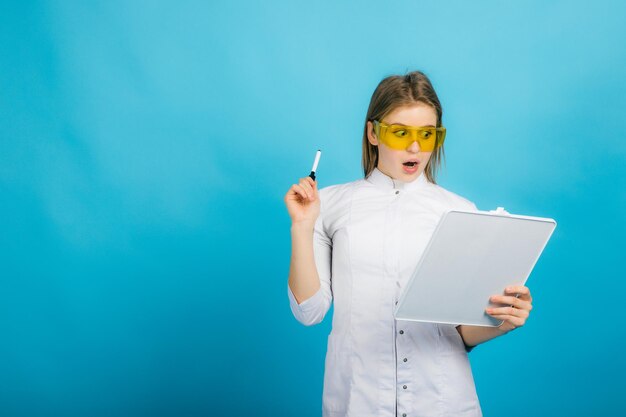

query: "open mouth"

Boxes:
[403, 161, 418, 167]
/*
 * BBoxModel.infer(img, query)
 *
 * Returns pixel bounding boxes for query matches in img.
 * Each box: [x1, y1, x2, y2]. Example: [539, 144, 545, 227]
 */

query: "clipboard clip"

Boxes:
[489, 207, 510, 215]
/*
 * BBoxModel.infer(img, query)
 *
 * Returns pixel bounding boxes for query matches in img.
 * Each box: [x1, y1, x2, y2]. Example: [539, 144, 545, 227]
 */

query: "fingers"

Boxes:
[298, 177, 316, 200]
[486, 286, 533, 332]
[489, 294, 532, 312]
[486, 306, 529, 320]
[489, 314, 526, 328]
[287, 178, 317, 202]
[290, 184, 309, 201]
[485, 306, 528, 331]
[293, 177, 317, 201]
[504, 285, 532, 302]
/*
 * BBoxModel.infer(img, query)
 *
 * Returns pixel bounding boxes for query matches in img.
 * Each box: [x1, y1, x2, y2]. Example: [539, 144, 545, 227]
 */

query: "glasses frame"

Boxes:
[373, 120, 446, 151]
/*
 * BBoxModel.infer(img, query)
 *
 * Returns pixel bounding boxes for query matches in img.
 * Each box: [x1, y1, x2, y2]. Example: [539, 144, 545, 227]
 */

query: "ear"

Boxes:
[366, 121, 379, 146]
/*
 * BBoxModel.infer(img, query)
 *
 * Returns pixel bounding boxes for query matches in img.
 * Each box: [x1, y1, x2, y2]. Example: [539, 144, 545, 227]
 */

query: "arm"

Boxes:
[284, 177, 333, 326]
[458, 285, 533, 349]
[457, 324, 507, 348]
[288, 223, 320, 303]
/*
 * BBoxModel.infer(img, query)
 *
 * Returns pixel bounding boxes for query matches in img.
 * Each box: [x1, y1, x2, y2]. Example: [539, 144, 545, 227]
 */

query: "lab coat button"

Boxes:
[399, 330, 404, 334]
[402, 414, 407, 417]
[395, 190, 400, 194]
[403, 385, 407, 389]
[403, 358, 408, 362]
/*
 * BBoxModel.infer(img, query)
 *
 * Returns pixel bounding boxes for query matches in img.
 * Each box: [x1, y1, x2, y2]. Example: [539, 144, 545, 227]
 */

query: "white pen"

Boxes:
[309, 149, 322, 180]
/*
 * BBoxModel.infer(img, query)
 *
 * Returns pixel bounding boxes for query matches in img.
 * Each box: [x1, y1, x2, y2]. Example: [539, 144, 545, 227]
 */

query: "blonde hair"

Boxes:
[362, 71, 445, 184]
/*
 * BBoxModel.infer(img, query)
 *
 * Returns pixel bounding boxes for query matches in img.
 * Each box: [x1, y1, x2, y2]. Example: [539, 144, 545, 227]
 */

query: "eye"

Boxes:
[420, 130, 433, 139]
[392, 129, 408, 137]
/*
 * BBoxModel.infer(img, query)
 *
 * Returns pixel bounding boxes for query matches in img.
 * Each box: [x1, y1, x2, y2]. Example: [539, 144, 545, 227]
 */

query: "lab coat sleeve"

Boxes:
[287, 204, 333, 326]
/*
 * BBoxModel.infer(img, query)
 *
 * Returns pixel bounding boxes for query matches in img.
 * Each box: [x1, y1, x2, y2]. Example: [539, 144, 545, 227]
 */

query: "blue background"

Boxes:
[1, 1, 625, 416]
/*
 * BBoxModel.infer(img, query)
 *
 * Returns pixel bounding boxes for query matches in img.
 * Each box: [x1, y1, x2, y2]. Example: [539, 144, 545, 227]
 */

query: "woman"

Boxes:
[284, 71, 533, 417]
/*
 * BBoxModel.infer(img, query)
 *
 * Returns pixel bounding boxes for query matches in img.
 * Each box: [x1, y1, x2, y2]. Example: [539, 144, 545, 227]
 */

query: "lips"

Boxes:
[402, 158, 420, 174]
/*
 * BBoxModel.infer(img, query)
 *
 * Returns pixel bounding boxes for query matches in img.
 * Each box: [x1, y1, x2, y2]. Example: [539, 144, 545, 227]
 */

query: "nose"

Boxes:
[407, 140, 421, 153]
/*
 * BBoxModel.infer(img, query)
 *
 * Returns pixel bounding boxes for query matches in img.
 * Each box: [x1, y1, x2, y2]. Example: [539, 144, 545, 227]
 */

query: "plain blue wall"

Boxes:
[1, 1, 625, 416]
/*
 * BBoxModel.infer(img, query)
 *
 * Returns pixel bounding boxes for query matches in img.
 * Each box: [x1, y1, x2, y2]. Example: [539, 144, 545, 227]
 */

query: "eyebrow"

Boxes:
[387, 122, 436, 127]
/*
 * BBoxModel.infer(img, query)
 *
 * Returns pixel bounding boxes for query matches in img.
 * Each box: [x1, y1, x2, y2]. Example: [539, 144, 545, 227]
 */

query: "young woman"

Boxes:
[284, 71, 533, 417]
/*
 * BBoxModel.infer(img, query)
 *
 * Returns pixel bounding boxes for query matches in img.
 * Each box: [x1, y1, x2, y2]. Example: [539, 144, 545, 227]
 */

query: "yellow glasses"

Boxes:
[373, 120, 446, 151]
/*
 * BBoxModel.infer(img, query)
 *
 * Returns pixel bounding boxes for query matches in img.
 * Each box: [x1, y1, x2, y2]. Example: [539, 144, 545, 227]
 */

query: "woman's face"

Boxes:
[367, 103, 437, 182]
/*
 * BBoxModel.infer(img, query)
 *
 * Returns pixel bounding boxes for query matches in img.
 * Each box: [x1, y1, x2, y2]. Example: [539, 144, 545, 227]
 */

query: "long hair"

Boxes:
[362, 71, 445, 183]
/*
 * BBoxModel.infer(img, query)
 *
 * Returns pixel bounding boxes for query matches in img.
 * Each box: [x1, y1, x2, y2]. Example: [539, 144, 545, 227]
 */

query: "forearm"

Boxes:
[288, 223, 321, 304]
[457, 324, 508, 348]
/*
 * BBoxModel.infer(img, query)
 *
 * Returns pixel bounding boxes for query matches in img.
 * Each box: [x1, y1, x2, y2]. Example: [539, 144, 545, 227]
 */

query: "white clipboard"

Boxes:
[393, 208, 556, 327]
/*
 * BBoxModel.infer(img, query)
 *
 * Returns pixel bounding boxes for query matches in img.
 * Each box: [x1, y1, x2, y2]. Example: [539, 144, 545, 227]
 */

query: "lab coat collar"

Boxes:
[366, 167, 429, 191]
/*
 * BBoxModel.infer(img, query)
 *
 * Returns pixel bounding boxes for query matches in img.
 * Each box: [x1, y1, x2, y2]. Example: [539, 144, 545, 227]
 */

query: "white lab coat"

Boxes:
[288, 167, 483, 417]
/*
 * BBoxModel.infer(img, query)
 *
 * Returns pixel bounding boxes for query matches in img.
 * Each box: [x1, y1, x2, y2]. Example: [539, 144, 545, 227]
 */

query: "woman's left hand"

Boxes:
[485, 285, 533, 333]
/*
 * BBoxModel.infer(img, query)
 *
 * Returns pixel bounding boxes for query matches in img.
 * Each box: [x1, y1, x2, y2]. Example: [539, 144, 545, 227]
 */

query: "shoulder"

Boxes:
[316, 178, 365, 223]
[318, 178, 362, 203]
[425, 182, 478, 211]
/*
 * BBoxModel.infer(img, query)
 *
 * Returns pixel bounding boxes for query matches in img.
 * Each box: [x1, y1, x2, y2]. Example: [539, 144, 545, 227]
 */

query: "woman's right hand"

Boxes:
[284, 176, 320, 228]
